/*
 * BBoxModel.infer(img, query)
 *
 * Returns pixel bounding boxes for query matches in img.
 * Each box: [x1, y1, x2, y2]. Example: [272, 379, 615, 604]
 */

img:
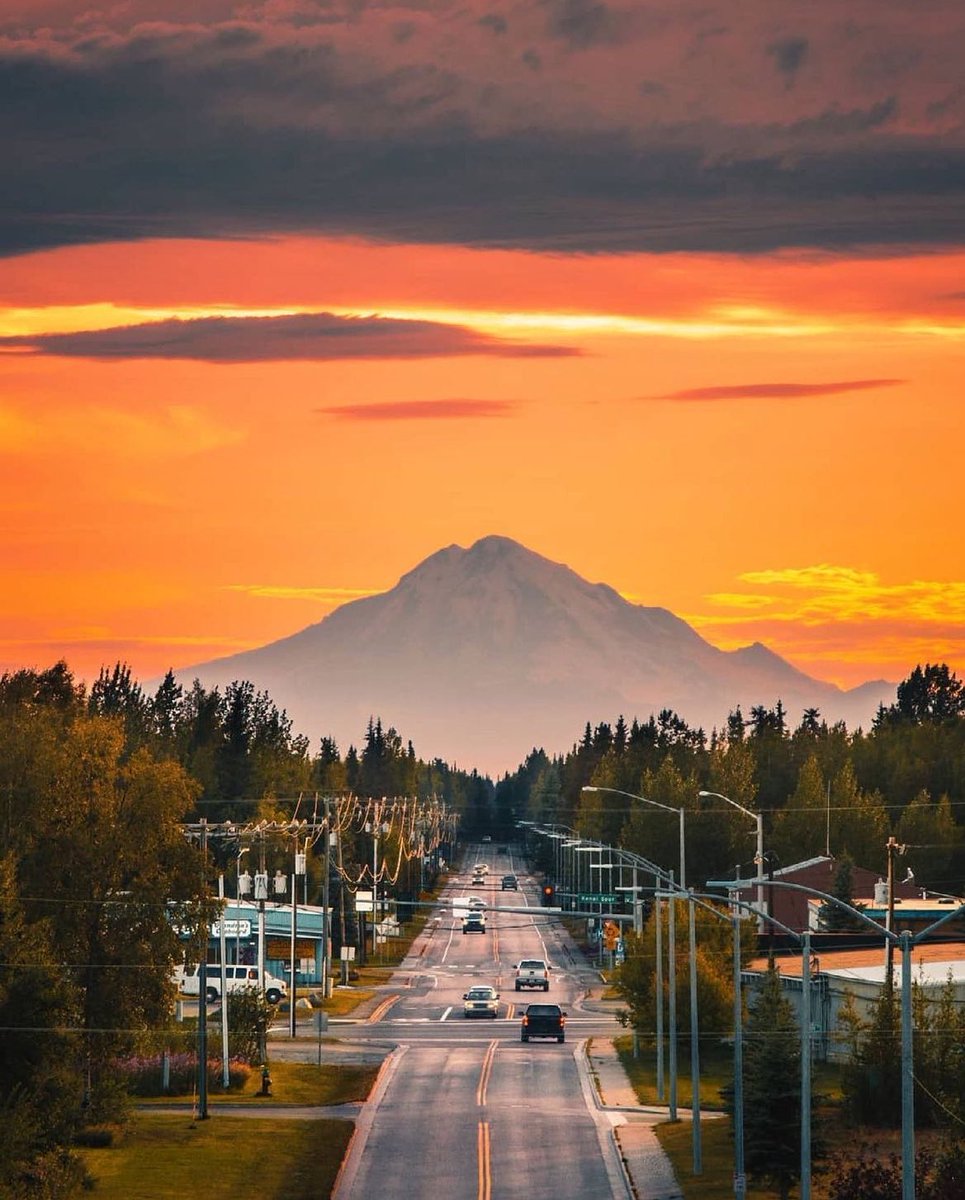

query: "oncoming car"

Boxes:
[463, 985, 500, 1018]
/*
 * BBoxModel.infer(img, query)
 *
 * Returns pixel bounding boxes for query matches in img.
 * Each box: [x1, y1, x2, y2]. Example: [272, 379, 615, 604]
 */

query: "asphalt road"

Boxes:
[323, 849, 631, 1200]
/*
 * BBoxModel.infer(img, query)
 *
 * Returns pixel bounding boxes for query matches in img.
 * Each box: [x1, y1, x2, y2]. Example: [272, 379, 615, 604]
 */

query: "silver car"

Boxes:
[463, 985, 500, 1018]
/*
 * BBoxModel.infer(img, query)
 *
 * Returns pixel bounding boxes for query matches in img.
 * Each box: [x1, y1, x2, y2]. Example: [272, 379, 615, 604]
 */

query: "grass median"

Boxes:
[81, 1115, 354, 1200]
[81, 1060, 379, 1198]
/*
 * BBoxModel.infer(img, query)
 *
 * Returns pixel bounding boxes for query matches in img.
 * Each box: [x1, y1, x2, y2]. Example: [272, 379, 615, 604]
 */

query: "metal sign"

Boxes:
[578, 893, 618, 904]
[340, 946, 356, 961]
[210, 919, 251, 938]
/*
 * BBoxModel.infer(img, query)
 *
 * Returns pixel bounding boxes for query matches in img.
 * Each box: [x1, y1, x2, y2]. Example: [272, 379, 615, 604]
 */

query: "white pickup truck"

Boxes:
[514, 959, 550, 991]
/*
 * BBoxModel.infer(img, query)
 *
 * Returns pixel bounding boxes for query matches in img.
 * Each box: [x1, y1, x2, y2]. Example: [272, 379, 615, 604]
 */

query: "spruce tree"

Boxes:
[819, 854, 865, 932]
[741, 966, 805, 1199]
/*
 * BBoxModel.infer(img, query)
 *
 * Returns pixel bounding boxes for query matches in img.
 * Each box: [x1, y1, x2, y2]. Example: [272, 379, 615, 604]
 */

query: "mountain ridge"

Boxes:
[171, 536, 897, 773]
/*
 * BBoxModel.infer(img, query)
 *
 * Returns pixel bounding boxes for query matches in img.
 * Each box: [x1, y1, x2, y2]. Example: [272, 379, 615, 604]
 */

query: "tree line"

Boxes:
[498, 663, 965, 893]
[0, 659, 490, 1197]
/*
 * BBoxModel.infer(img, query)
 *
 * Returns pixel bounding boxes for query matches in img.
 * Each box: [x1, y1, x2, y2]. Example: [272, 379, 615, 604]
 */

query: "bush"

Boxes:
[225, 987, 273, 1063]
[828, 1141, 965, 1200]
[112, 1053, 252, 1096]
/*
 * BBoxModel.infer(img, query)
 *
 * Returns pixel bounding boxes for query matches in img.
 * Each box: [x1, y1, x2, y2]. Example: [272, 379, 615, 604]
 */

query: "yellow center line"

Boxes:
[476, 1039, 498, 1107]
[477, 1120, 492, 1200]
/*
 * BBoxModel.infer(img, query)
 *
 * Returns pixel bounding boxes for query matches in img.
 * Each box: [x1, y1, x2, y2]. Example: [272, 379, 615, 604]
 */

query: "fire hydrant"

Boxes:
[260, 1065, 272, 1097]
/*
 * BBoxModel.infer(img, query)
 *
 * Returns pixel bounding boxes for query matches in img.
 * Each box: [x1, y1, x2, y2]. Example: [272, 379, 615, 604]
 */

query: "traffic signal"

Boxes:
[541, 884, 555, 906]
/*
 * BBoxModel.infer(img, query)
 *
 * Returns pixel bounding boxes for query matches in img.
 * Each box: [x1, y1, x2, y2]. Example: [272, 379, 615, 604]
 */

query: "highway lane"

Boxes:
[330, 847, 630, 1200]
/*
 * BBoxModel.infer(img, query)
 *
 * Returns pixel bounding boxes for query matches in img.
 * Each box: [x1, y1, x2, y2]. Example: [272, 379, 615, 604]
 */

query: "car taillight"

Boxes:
[522, 1015, 529, 1026]
[560, 1017, 565, 1025]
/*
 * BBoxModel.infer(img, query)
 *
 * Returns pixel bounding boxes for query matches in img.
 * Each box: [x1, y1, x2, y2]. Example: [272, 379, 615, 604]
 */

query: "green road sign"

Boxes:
[578, 893, 618, 904]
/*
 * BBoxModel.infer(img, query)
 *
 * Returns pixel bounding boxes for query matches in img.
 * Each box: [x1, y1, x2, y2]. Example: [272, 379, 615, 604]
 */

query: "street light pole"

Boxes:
[699, 791, 764, 931]
[655, 893, 664, 1101]
[731, 891, 746, 1200]
[668, 872, 678, 1123]
[689, 890, 702, 1175]
[901, 930, 914, 1200]
[582, 786, 686, 889]
[801, 930, 811, 1200]
[706, 873, 963, 1200]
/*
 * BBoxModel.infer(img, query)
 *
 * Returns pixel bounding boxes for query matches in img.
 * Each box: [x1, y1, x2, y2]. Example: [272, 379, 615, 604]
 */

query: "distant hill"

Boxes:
[171, 535, 896, 774]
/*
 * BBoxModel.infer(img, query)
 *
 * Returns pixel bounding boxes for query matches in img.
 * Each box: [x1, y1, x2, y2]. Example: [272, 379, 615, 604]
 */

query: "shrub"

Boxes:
[112, 1053, 252, 1096]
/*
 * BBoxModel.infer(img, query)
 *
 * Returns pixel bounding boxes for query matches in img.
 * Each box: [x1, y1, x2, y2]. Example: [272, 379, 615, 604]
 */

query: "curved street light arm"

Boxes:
[583, 785, 680, 815]
[706, 875, 896, 942]
[583, 787, 687, 889]
[914, 902, 965, 944]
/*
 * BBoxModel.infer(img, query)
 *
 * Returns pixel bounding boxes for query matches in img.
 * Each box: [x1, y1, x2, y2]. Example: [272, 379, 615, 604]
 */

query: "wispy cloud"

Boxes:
[226, 585, 379, 602]
[0, 312, 574, 363]
[0, 402, 242, 457]
[317, 398, 516, 420]
[690, 565, 965, 683]
[656, 379, 903, 401]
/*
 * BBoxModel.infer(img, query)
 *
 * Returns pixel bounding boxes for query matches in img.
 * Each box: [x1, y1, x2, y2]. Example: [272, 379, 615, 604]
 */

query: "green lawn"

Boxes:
[137, 1059, 379, 1107]
[656, 1117, 787, 1200]
[82, 1060, 378, 1197]
[615, 1036, 735, 1109]
[81, 1116, 353, 1199]
[615, 1035, 844, 1110]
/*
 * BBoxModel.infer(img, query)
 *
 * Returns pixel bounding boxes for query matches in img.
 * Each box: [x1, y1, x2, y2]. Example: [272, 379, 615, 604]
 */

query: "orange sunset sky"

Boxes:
[2, 0, 964, 704]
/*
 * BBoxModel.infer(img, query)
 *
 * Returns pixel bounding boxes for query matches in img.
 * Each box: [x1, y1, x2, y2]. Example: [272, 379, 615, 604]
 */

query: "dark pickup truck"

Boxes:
[520, 1003, 566, 1043]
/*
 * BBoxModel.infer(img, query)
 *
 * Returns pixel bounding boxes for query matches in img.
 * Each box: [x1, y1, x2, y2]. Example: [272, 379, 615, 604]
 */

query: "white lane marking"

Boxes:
[441, 1006, 452, 1021]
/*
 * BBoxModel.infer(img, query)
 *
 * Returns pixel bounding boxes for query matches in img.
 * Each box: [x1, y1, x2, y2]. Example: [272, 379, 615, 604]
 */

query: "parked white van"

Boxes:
[174, 964, 287, 1006]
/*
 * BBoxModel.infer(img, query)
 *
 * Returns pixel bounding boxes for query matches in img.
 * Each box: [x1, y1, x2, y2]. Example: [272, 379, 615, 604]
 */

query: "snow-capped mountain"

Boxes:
[172, 535, 895, 774]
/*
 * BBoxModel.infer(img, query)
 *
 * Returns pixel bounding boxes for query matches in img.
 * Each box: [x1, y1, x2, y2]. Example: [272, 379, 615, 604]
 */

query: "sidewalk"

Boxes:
[585, 1034, 685, 1200]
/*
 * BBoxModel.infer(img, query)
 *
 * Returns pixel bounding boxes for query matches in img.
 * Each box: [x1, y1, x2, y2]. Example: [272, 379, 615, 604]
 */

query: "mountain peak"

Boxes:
[171, 538, 896, 773]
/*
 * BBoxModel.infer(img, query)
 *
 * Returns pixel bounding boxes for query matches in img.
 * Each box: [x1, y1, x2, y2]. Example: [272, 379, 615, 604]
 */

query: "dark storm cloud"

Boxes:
[656, 379, 904, 401]
[787, 96, 897, 137]
[317, 399, 517, 419]
[768, 35, 809, 82]
[544, 0, 622, 50]
[1, 21, 965, 257]
[0, 313, 577, 363]
[479, 13, 508, 35]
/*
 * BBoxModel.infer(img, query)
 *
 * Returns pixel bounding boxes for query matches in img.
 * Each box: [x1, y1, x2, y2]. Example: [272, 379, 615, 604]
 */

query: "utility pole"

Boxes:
[218, 874, 229, 1088]
[886, 836, 901, 981]
[322, 798, 332, 999]
[197, 819, 209, 1120]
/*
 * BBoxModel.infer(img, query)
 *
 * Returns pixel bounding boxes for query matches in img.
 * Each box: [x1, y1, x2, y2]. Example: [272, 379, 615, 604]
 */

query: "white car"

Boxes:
[473, 863, 490, 875]
[463, 985, 499, 1018]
